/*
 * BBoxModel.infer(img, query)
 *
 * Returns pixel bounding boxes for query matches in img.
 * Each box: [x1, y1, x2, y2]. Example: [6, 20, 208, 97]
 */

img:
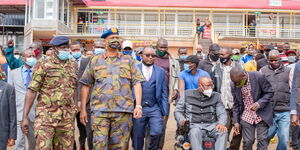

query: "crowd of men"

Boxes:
[0, 27, 300, 150]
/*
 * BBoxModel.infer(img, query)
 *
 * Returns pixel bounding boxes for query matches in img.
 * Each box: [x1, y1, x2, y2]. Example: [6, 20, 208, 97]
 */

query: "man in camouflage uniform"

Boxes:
[80, 28, 145, 149]
[21, 36, 78, 150]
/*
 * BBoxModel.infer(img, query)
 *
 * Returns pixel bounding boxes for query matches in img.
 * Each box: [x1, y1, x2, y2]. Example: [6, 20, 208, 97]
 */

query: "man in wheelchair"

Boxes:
[174, 76, 228, 150]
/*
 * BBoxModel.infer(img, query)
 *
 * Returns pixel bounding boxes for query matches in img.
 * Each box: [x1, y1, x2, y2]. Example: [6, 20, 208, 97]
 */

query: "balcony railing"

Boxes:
[75, 23, 300, 39]
[214, 25, 300, 39]
[76, 23, 195, 37]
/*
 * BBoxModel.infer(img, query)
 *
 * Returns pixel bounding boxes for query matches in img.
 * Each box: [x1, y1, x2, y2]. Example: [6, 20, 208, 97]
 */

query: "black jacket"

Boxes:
[231, 72, 274, 126]
[0, 81, 17, 149]
[198, 57, 214, 75]
[260, 65, 291, 112]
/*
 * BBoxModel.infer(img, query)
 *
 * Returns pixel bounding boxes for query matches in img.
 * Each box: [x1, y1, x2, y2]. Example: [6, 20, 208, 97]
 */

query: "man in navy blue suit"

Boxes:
[132, 47, 169, 150]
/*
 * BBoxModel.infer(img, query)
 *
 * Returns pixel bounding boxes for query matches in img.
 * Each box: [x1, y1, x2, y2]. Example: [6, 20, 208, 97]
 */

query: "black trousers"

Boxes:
[86, 107, 93, 150]
[291, 125, 300, 150]
[74, 112, 87, 149]
[240, 120, 269, 150]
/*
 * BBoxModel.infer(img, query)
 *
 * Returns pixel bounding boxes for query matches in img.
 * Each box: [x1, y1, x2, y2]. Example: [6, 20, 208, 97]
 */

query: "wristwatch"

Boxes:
[136, 105, 142, 109]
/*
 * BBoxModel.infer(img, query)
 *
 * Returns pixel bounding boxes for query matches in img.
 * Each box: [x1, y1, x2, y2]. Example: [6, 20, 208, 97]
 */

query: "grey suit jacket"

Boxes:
[0, 81, 17, 140]
[8, 67, 36, 122]
[78, 57, 91, 105]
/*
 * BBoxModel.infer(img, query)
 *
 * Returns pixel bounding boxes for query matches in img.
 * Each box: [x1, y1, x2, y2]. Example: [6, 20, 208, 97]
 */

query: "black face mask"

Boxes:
[108, 39, 121, 49]
[220, 56, 231, 64]
[142, 60, 153, 67]
[210, 54, 219, 61]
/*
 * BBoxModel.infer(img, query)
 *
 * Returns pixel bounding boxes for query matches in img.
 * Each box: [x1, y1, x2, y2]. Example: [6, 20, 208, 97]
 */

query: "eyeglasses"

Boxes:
[143, 54, 157, 58]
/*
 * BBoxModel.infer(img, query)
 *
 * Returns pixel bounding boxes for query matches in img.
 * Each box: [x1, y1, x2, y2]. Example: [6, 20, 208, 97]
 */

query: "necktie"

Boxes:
[26, 69, 32, 88]
[145, 67, 151, 81]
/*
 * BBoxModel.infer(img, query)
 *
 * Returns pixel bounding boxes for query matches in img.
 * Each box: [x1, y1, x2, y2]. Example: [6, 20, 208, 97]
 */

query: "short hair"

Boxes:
[71, 41, 81, 46]
[254, 53, 265, 61]
[178, 47, 187, 53]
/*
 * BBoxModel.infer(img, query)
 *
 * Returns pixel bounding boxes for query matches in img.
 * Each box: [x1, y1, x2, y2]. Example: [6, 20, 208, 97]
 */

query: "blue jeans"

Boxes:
[268, 111, 290, 150]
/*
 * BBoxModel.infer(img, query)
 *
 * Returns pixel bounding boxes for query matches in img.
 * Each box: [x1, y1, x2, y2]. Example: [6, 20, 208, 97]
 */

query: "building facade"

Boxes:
[24, 0, 300, 54]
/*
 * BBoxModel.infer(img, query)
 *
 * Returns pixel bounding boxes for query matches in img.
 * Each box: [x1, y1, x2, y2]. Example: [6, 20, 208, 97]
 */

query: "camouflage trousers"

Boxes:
[34, 108, 76, 150]
[92, 112, 133, 150]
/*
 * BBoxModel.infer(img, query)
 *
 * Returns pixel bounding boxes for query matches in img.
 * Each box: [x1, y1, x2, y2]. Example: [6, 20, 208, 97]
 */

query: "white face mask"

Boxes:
[203, 89, 213, 97]
[14, 55, 20, 59]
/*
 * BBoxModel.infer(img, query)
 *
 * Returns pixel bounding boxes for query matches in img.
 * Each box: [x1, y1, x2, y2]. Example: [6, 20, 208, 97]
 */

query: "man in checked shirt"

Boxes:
[230, 66, 274, 150]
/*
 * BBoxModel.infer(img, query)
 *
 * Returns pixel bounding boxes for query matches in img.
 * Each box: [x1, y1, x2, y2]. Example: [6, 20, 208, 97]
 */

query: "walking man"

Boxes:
[22, 36, 78, 149]
[132, 47, 169, 150]
[8, 49, 37, 150]
[260, 50, 292, 150]
[80, 28, 145, 149]
[230, 66, 274, 150]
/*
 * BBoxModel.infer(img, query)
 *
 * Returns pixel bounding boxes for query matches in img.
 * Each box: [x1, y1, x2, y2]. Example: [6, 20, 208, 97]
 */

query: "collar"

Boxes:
[142, 63, 154, 69]
[268, 63, 284, 72]
[103, 52, 122, 59]
[51, 55, 61, 64]
[22, 65, 32, 73]
[220, 60, 234, 68]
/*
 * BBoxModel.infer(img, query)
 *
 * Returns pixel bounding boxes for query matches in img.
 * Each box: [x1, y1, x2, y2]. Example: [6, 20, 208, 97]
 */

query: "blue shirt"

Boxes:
[179, 69, 211, 90]
[241, 55, 253, 63]
[22, 66, 32, 87]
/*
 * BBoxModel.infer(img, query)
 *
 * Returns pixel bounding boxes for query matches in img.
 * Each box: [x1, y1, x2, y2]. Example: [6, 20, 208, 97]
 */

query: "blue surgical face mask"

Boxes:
[122, 50, 132, 55]
[94, 48, 105, 55]
[25, 57, 37, 67]
[184, 64, 192, 72]
[72, 52, 82, 59]
[136, 55, 142, 61]
[179, 55, 188, 60]
[57, 51, 70, 61]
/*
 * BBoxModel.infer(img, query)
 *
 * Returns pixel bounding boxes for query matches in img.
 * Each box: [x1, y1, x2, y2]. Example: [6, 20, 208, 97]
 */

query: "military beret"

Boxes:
[50, 36, 70, 46]
[101, 28, 119, 39]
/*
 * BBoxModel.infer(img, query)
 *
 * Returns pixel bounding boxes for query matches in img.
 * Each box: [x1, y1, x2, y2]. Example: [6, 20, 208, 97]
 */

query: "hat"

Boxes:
[209, 43, 220, 52]
[135, 47, 144, 55]
[185, 55, 199, 65]
[122, 40, 133, 50]
[285, 50, 296, 55]
[101, 28, 119, 39]
[232, 49, 240, 54]
[50, 36, 70, 46]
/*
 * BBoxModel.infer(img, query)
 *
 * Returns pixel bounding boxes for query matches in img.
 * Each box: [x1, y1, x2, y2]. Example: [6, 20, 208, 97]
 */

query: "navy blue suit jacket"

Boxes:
[138, 64, 169, 116]
[231, 71, 274, 126]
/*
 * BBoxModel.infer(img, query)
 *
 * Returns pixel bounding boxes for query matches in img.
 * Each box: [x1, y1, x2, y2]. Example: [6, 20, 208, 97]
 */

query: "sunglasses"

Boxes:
[143, 54, 157, 58]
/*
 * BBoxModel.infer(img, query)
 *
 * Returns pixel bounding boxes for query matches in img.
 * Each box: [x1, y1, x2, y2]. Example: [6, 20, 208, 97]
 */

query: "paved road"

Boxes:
[8, 104, 293, 149]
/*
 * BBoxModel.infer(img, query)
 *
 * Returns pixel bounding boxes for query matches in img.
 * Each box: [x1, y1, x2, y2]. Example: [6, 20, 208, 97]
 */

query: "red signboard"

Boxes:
[85, 0, 300, 10]
[0, 0, 26, 5]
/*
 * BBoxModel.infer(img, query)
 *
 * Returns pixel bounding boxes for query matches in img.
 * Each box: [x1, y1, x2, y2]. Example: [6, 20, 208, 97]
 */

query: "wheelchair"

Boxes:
[174, 121, 215, 150]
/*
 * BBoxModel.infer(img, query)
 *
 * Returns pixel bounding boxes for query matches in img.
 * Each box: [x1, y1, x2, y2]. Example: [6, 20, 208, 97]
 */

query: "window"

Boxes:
[64, 0, 68, 25]
[34, 0, 45, 18]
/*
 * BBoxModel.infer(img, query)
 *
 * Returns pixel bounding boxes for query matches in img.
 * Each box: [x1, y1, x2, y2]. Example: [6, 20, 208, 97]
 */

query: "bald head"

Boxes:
[198, 76, 214, 93]
[268, 50, 281, 69]
[268, 50, 280, 58]
[198, 76, 212, 85]
[196, 44, 203, 53]
[230, 66, 247, 85]
[157, 38, 168, 53]
[93, 40, 106, 49]
[219, 48, 232, 55]
[157, 38, 168, 45]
